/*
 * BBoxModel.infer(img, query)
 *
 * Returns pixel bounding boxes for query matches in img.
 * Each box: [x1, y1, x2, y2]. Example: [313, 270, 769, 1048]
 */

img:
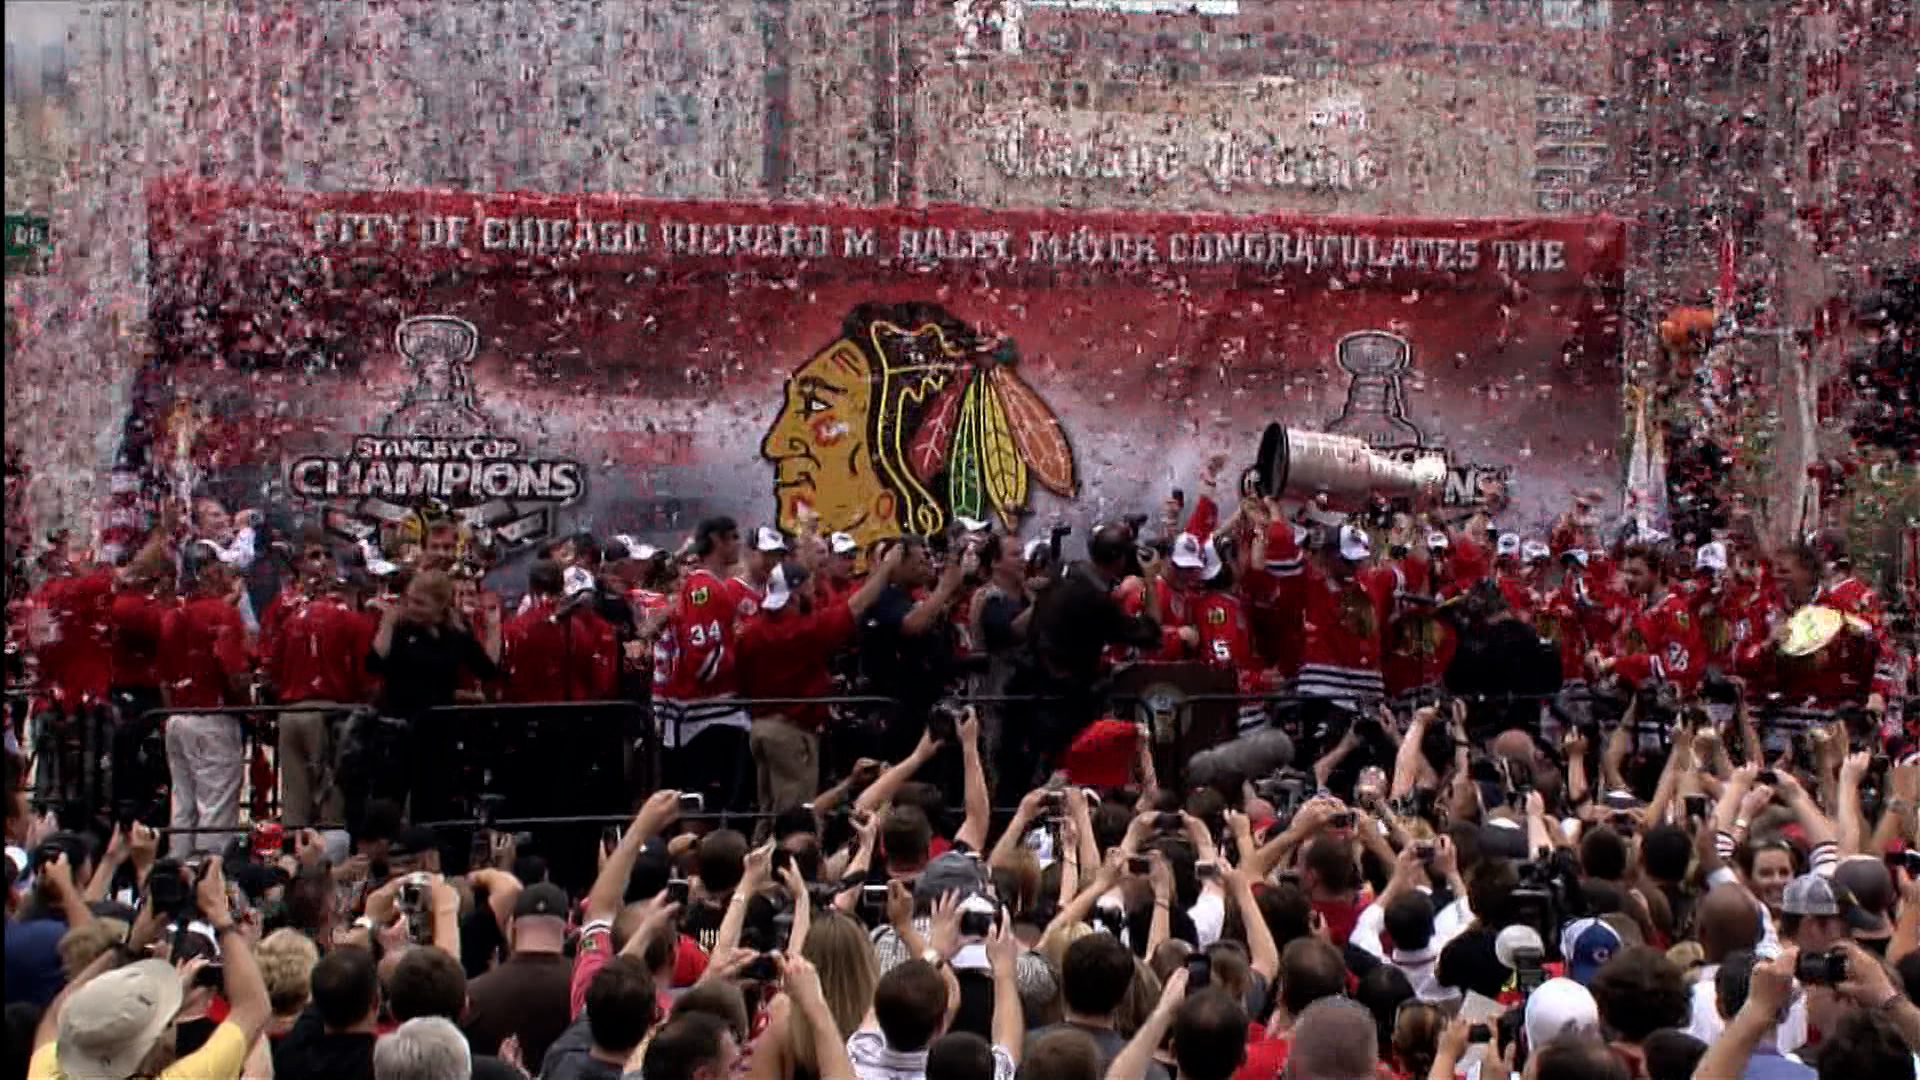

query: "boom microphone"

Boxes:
[1184, 728, 1295, 791]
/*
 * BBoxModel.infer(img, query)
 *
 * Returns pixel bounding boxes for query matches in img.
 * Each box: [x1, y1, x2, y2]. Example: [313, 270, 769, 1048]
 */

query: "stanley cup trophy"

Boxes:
[1247, 330, 1445, 510]
[385, 316, 493, 438]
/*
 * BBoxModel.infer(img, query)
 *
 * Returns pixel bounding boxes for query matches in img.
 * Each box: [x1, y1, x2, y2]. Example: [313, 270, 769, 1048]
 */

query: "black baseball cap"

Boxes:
[514, 882, 570, 920]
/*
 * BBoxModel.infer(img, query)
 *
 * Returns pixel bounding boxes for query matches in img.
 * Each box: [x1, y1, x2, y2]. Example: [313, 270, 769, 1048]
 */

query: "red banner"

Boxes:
[140, 178, 1625, 560]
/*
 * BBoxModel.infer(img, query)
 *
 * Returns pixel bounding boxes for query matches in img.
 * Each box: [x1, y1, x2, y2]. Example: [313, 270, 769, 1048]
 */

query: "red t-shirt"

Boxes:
[109, 589, 171, 691]
[1234, 1032, 1291, 1080]
[500, 599, 619, 703]
[1311, 894, 1366, 949]
[273, 596, 376, 704]
[159, 595, 251, 709]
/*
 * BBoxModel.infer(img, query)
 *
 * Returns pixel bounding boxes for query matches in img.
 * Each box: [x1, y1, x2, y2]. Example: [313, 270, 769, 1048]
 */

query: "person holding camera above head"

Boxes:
[359, 568, 500, 815]
[1695, 941, 1920, 1080]
[739, 551, 891, 819]
[27, 857, 269, 1080]
[859, 536, 970, 769]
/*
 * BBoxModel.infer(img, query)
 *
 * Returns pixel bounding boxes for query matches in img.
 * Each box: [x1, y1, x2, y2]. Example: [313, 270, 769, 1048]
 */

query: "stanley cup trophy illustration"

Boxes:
[1325, 331, 1423, 449]
[1247, 331, 1443, 509]
[384, 316, 494, 438]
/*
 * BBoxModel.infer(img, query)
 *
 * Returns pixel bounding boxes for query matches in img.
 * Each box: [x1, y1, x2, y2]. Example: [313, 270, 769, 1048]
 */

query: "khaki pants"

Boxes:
[279, 704, 343, 827]
[749, 715, 818, 817]
[167, 714, 244, 858]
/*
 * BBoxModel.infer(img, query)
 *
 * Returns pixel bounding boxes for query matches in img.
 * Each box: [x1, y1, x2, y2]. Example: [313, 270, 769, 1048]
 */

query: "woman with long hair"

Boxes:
[747, 911, 879, 1080]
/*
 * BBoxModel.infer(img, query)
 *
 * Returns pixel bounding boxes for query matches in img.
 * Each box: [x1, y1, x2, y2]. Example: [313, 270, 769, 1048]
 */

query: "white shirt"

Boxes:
[1350, 889, 1470, 1004]
[1682, 967, 1809, 1053]
[847, 1029, 1013, 1080]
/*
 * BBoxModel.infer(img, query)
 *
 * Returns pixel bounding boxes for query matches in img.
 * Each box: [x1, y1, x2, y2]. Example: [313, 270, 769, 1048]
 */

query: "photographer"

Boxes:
[1013, 522, 1166, 781]
[28, 857, 269, 1080]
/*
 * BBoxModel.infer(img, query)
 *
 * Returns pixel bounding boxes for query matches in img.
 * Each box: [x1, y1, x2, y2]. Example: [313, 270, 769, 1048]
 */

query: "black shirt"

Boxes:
[1027, 563, 1160, 684]
[273, 1007, 375, 1080]
[978, 592, 1027, 654]
[367, 621, 497, 720]
[860, 585, 954, 705]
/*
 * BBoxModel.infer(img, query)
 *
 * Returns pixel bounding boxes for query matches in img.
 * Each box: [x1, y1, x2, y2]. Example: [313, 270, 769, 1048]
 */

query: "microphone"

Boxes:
[1184, 728, 1295, 791]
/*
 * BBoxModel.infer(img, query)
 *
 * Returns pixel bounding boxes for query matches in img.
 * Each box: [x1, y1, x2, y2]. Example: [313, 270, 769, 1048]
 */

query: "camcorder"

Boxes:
[1511, 853, 1583, 946]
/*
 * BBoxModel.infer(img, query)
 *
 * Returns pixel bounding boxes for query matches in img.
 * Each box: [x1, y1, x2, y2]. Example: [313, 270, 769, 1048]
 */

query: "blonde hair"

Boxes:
[407, 569, 454, 613]
[1667, 941, 1706, 981]
[59, 919, 129, 979]
[257, 928, 322, 1016]
[789, 912, 878, 1074]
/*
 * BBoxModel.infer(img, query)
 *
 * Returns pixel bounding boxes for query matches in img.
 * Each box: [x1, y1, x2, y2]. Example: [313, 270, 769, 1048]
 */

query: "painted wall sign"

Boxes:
[134, 179, 1625, 574]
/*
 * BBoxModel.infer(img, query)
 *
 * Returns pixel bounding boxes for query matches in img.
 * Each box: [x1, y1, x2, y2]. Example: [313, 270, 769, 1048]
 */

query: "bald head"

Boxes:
[1491, 729, 1537, 763]
[1697, 884, 1762, 963]
[1289, 998, 1380, 1080]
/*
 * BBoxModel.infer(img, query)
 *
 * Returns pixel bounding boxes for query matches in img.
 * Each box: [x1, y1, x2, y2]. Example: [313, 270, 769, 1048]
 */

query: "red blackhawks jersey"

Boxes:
[1609, 591, 1706, 693]
[1381, 557, 1456, 700]
[1535, 572, 1616, 683]
[1263, 528, 1392, 704]
[654, 569, 749, 742]
[1109, 575, 1187, 665]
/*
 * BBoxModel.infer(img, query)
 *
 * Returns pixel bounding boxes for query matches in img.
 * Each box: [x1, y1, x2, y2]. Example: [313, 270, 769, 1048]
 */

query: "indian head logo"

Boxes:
[760, 302, 1076, 551]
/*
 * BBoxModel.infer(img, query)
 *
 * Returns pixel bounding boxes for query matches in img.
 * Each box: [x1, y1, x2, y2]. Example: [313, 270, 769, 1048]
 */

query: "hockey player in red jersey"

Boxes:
[657, 516, 753, 808]
[1595, 543, 1706, 696]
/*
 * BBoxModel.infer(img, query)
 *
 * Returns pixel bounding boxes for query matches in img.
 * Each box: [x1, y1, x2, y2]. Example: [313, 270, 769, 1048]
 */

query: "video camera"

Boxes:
[1510, 852, 1584, 948]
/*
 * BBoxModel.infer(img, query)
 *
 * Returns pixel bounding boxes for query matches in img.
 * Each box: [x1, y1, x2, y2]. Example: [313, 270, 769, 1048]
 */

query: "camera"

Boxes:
[1684, 794, 1711, 820]
[959, 908, 997, 938]
[1328, 811, 1355, 830]
[1794, 949, 1846, 986]
[927, 701, 964, 743]
[397, 872, 431, 914]
[666, 879, 692, 906]
[1414, 843, 1435, 863]
[1195, 862, 1221, 881]
[678, 793, 705, 813]
[1511, 944, 1547, 996]
[1184, 952, 1212, 990]
[1609, 812, 1638, 836]
[146, 858, 193, 917]
[859, 884, 889, 919]
[1127, 855, 1152, 875]
[1757, 770, 1779, 785]
[741, 953, 780, 983]
[1467, 1024, 1494, 1045]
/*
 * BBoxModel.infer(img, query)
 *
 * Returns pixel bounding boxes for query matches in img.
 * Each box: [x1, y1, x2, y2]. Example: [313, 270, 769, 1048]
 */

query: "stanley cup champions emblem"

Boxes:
[1325, 331, 1424, 449]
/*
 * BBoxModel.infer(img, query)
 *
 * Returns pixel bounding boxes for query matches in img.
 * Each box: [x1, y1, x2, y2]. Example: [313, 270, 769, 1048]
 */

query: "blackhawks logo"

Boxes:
[1392, 613, 1443, 657]
[690, 586, 711, 606]
[1703, 614, 1731, 656]
[1339, 589, 1377, 639]
[1208, 607, 1228, 626]
[1537, 613, 1562, 644]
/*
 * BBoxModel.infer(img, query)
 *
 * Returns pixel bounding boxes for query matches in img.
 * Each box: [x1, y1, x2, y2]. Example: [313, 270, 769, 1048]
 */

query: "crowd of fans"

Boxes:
[7, 452, 1920, 1080]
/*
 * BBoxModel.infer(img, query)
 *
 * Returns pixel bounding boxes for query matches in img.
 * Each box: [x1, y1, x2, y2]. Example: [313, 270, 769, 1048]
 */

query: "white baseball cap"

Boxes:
[1170, 533, 1207, 570]
[1522, 540, 1552, 563]
[562, 565, 596, 597]
[761, 563, 795, 611]
[1696, 541, 1729, 572]
[1496, 533, 1522, 558]
[1022, 538, 1051, 564]
[1563, 548, 1590, 566]
[1426, 531, 1450, 550]
[1338, 525, 1371, 562]
[828, 532, 859, 556]
[1523, 977, 1601, 1051]
[754, 526, 788, 553]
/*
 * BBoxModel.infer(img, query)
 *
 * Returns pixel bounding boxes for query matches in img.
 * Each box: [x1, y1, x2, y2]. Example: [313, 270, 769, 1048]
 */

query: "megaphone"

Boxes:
[1246, 423, 1447, 509]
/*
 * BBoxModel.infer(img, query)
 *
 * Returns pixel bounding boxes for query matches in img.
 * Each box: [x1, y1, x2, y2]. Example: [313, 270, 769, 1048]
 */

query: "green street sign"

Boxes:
[5, 213, 52, 273]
